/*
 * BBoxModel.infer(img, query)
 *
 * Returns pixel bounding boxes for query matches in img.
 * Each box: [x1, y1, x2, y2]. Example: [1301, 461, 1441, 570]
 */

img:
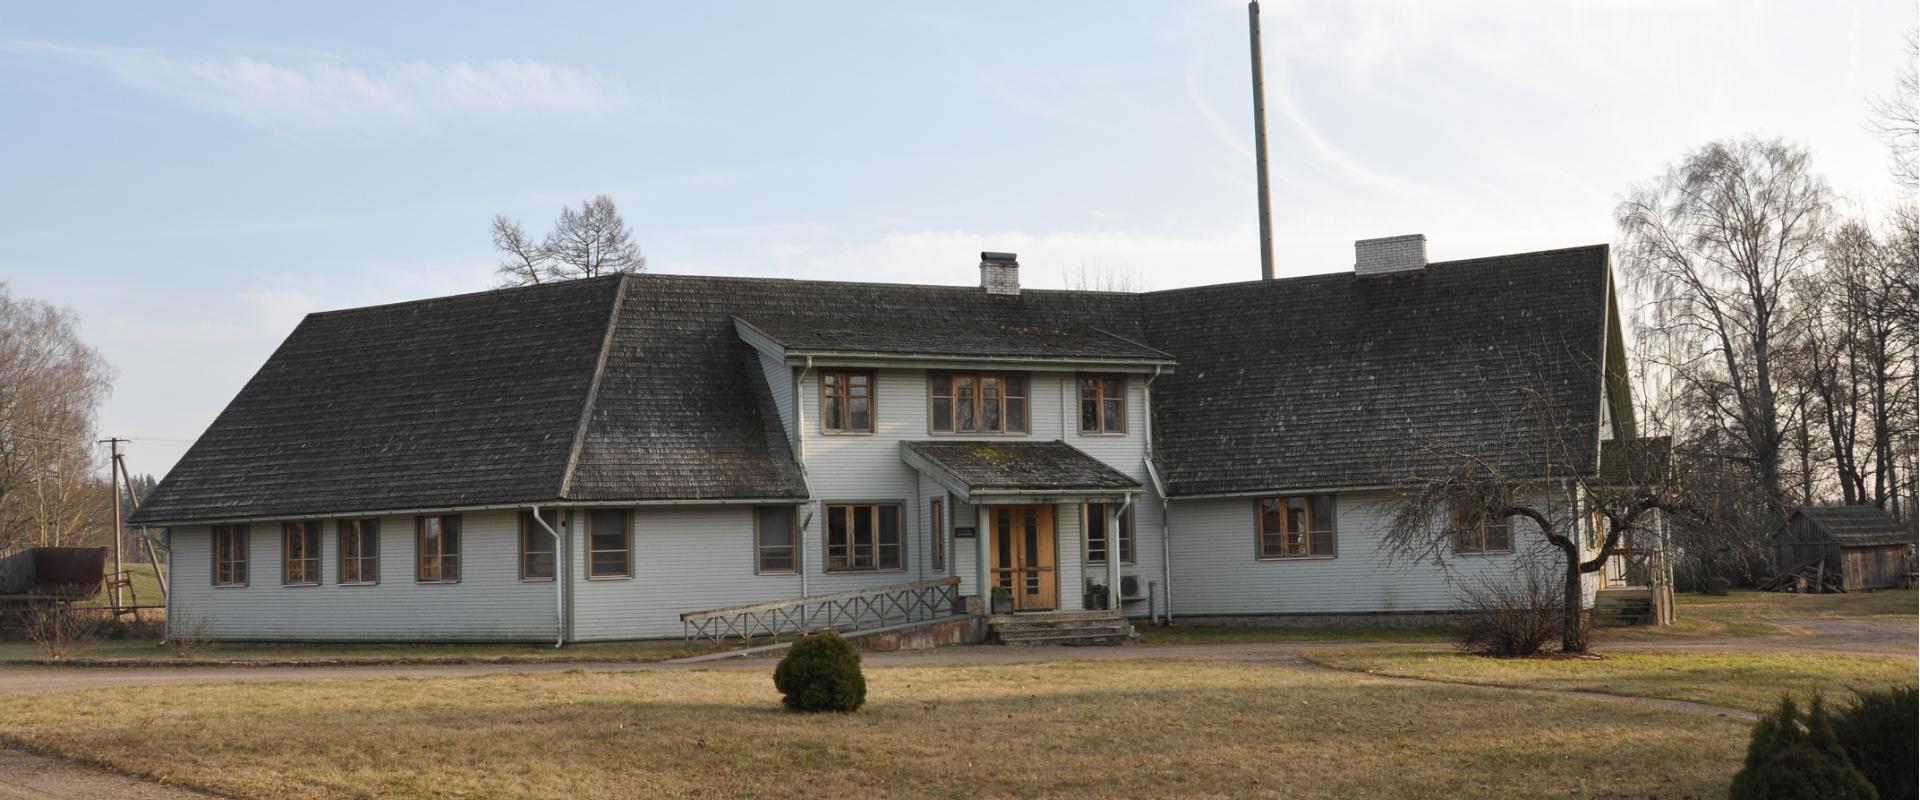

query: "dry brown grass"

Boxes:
[0, 659, 1750, 799]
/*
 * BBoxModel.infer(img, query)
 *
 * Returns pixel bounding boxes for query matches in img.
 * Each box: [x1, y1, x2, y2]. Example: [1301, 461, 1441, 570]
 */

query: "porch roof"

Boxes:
[901, 440, 1141, 504]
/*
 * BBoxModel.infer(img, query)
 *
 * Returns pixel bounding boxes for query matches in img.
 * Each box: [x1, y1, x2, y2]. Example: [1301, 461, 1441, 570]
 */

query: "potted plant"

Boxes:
[990, 585, 1014, 615]
[1083, 579, 1110, 611]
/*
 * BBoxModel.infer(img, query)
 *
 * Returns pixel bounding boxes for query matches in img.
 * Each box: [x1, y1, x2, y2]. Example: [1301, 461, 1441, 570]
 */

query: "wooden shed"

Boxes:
[1774, 506, 1916, 591]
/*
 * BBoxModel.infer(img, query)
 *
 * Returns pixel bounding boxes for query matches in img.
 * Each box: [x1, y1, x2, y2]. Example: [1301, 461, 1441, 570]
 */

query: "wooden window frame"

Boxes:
[280, 521, 322, 586]
[1077, 374, 1127, 435]
[928, 372, 1029, 435]
[587, 508, 632, 579]
[415, 515, 462, 583]
[1255, 495, 1337, 559]
[337, 518, 380, 585]
[929, 498, 946, 572]
[1453, 501, 1514, 555]
[1083, 502, 1136, 565]
[212, 524, 249, 587]
[823, 502, 904, 572]
[754, 505, 798, 575]
[820, 370, 875, 434]
[519, 510, 558, 582]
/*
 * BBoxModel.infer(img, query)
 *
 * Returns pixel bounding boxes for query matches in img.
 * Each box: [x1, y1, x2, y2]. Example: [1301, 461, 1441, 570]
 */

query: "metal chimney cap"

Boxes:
[980, 251, 1019, 264]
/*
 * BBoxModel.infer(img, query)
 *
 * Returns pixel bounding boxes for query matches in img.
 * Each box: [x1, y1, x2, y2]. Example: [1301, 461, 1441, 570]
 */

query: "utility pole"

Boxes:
[112, 447, 166, 601]
[1249, 0, 1276, 281]
[100, 436, 128, 611]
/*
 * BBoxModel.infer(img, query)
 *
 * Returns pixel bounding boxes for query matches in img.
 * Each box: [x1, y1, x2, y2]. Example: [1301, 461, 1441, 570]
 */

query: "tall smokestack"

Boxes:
[1249, 1, 1275, 281]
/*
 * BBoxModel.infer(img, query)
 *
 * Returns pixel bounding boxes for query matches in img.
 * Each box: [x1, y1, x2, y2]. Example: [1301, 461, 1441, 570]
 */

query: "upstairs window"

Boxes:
[281, 521, 322, 586]
[1256, 495, 1336, 559]
[1085, 502, 1135, 565]
[212, 525, 248, 586]
[338, 518, 379, 585]
[519, 510, 558, 581]
[825, 503, 902, 571]
[821, 370, 874, 433]
[1453, 500, 1514, 554]
[1078, 375, 1126, 434]
[588, 509, 632, 578]
[756, 506, 797, 574]
[416, 515, 461, 583]
[929, 373, 1028, 434]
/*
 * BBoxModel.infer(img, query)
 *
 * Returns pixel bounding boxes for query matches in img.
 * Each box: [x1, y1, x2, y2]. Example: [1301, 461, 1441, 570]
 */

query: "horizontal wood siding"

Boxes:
[168, 512, 556, 641]
[570, 505, 803, 641]
[1168, 491, 1577, 616]
[759, 349, 794, 443]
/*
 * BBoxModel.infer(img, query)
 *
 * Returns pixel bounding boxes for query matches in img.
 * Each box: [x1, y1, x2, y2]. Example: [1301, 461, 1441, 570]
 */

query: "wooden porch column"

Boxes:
[976, 504, 993, 615]
[1106, 496, 1124, 612]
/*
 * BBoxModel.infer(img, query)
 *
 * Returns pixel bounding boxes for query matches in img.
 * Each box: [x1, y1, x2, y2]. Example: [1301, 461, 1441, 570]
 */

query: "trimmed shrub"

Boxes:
[1729, 695, 1877, 800]
[773, 630, 866, 713]
[1833, 686, 1917, 800]
[1454, 570, 1563, 657]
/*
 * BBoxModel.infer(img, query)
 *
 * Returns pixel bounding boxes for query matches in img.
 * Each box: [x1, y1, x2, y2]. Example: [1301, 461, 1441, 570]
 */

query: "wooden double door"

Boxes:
[990, 505, 1056, 611]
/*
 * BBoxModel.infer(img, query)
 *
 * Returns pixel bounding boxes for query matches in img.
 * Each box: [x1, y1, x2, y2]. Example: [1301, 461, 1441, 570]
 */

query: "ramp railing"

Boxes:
[680, 577, 964, 645]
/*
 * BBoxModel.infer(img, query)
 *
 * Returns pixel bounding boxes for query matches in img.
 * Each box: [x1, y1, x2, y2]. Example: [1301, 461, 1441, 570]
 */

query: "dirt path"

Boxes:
[0, 748, 216, 800]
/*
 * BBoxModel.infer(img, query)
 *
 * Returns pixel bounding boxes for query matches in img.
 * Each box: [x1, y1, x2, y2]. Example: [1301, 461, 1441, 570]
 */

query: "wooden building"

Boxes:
[1775, 506, 1916, 591]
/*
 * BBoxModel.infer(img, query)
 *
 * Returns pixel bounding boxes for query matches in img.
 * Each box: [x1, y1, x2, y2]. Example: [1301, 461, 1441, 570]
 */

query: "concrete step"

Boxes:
[986, 610, 1137, 646]
[994, 622, 1135, 640]
[1002, 631, 1134, 647]
[987, 611, 1124, 624]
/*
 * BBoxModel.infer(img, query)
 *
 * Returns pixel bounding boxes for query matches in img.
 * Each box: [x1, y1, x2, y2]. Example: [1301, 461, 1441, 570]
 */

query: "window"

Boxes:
[1256, 495, 1336, 558]
[821, 370, 874, 433]
[929, 498, 945, 572]
[338, 518, 379, 585]
[280, 521, 321, 585]
[1453, 500, 1514, 554]
[519, 510, 558, 581]
[1078, 375, 1126, 434]
[416, 515, 461, 582]
[1084, 502, 1135, 564]
[825, 503, 902, 571]
[756, 506, 797, 574]
[212, 525, 248, 586]
[929, 372, 1028, 434]
[588, 509, 631, 578]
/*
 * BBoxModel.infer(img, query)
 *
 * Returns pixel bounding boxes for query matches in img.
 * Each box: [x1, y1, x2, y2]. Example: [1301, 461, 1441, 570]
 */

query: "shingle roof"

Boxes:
[1793, 506, 1915, 547]
[130, 277, 626, 524]
[1139, 245, 1614, 496]
[735, 284, 1169, 364]
[902, 440, 1141, 493]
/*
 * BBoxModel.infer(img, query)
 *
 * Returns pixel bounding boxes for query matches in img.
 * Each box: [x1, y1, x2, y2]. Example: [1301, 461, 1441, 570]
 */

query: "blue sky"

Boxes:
[0, 0, 1910, 476]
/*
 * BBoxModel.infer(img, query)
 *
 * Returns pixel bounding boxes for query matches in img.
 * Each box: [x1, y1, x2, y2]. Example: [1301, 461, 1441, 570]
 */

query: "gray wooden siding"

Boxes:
[570, 505, 802, 641]
[168, 512, 557, 641]
[1166, 491, 1574, 616]
[758, 349, 794, 442]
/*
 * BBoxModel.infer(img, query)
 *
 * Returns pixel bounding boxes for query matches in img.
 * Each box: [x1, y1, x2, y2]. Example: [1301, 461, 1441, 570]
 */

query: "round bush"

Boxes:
[773, 630, 866, 713]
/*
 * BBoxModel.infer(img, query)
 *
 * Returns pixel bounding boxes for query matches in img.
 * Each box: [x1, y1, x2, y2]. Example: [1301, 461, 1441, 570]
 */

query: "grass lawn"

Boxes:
[1595, 588, 1917, 641]
[1139, 624, 1454, 645]
[74, 562, 166, 609]
[0, 638, 708, 666]
[0, 659, 1750, 799]
[1308, 647, 1918, 714]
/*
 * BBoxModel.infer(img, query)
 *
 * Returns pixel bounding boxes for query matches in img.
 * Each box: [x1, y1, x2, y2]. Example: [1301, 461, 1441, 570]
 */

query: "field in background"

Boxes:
[0, 659, 1750, 799]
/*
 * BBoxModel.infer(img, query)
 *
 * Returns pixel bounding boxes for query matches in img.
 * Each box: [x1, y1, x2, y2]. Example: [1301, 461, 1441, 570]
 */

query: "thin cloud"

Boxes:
[10, 42, 632, 142]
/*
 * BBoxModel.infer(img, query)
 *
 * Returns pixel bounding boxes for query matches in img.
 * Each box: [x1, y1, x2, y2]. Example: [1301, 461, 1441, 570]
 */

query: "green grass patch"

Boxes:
[1308, 647, 1918, 714]
[76, 562, 165, 608]
[0, 659, 1752, 799]
[1139, 624, 1454, 646]
[1595, 588, 1916, 642]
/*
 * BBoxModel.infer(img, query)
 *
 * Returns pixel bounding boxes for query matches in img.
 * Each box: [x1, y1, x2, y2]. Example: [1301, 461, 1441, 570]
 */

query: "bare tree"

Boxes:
[492, 195, 646, 287]
[1616, 138, 1831, 522]
[0, 285, 115, 552]
[1868, 31, 1919, 192]
[1061, 264, 1147, 293]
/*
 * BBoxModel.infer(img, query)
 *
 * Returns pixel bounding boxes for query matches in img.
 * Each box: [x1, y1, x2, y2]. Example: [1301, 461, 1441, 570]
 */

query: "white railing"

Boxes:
[680, 577, 964, 645]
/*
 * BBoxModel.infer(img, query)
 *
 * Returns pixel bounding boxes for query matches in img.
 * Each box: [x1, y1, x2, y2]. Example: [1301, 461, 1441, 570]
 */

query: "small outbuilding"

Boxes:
[1774, 506, 1917, 592]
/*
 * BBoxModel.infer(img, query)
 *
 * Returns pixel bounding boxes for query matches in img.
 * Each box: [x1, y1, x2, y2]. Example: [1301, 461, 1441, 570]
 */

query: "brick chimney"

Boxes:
[1354, 234, 1427, 276]
[980, 251, 1020, 296]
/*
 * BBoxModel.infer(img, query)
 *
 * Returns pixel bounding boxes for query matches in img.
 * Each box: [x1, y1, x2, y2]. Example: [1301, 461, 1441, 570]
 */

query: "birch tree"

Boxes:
[0, 285, 114, 551]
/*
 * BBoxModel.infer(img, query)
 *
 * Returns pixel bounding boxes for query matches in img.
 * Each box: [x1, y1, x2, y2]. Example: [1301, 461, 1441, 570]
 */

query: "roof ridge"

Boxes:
[306, 274, 626, 319]
[558, 275, 632, 498]
[1140, 243, 1611, 298]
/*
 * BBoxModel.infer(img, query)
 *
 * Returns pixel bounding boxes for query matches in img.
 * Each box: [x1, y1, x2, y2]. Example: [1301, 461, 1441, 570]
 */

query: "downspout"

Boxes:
[1144, 365, 1172, 624]
[529, 504, 565, 649]
[794, 356, 814, 598]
